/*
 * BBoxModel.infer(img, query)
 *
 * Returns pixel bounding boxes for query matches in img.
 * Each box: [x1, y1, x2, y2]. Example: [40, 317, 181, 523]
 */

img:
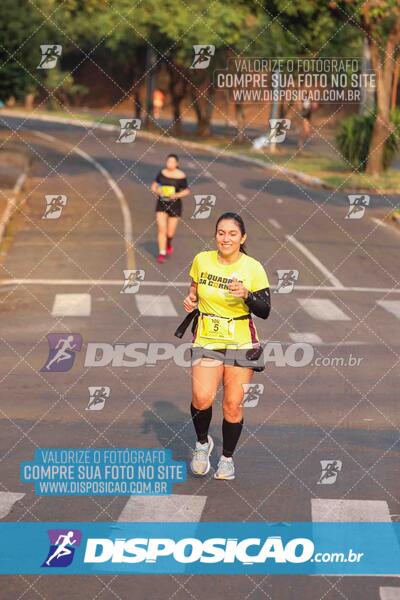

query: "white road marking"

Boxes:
[204, 170, 212, 177]
[217, 180, 227, 189]
[268, 218, 282, 229]
[1, 279, 400, 294]
[237, 193, 246, 201]
[135, 294, 178, 316]
[33, 130, 135, 269]
[276, 198, 283, 203]
[286, 234, 344, 288]
[312, 498, 392, 522]
[377, 300, 400, 319]
[380, 588, 400, 599]
[51, 293, 91, 317]
[312, 500, 400, 578]
[289, 332, 322, 344]
[298, 298, 351, 321]
[118, 494, 207, 522]
[187, 161, 196, 168]
[0, 492, 25, 519]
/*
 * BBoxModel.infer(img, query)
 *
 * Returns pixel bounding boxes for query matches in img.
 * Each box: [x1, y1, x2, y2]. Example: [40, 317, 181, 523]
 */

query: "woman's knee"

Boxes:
[192, 391, 214, 410]
[222, 399, 242, 422]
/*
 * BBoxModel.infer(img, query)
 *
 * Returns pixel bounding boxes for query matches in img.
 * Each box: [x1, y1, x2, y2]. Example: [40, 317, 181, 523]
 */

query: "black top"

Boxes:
[155, 171, 189, 195]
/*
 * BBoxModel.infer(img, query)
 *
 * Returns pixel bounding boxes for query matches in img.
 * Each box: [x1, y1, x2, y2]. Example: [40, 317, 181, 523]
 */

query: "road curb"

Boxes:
[3, 109, 399, 194]
[1, 109, 328, 190]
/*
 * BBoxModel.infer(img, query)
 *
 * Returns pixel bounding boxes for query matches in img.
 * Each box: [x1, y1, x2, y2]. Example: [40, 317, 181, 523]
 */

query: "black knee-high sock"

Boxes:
[222, 418, 243, 458]
[191, 403, 212, 444]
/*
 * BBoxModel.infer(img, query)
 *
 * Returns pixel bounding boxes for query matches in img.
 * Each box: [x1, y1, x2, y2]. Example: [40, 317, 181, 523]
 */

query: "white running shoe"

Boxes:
[190, 435, 214, 476]
[214, 456, 235, 480]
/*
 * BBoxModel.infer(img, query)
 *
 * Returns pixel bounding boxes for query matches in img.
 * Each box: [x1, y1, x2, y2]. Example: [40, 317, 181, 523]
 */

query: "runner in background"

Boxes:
[176, 213, 271, 480]
[151, 154, 190, 264]
[153, 89, 165, 119]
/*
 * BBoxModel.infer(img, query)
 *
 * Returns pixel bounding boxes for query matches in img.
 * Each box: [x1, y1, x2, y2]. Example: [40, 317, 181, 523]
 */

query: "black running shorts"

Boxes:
[156, 197, 182, 217]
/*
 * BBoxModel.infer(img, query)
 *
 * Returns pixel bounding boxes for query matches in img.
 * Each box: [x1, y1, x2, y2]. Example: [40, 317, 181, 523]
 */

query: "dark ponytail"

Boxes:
[215, 212, 247, 254]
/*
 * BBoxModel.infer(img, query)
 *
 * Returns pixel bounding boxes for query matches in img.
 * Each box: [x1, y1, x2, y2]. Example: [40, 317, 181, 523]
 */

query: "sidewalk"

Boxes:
[0, 132, 31, 247]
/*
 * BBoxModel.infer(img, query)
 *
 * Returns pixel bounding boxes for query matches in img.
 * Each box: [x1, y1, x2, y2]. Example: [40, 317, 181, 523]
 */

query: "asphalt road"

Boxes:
[0, 115, 399, 600]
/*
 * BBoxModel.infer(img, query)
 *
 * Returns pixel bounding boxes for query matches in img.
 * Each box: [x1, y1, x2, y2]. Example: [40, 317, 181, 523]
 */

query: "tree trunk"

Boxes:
[235, 103, 245, 143]
[191, 73, 214, 137]
[362, 8, 400, 175]
[391, 55, 399, 111]
[133, 90, 142, 120]
[167, 63, 187, 135]
[365, 38, 393, 175]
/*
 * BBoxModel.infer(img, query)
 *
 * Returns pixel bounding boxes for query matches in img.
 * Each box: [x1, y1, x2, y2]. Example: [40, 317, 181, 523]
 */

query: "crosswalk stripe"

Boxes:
[0, 492, 25, 519]
[380, 588, 400, 599]
[135, 294, 178, 317]
[289, 332, 322, 344]
[377, 300, 400, 319]
[118, 494, 207, 522]
[311, 499, 391, 522]
[51, 293, 91, 317]
[312, 499, 400, 578]
[298, 298, 351, 321]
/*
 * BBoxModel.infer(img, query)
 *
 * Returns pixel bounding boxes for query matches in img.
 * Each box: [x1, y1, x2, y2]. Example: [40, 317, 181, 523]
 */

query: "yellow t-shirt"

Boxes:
[189, 250, 269, 349]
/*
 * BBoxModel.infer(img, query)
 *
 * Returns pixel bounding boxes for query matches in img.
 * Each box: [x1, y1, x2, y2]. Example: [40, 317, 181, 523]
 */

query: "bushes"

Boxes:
[336, 110, 400, 171]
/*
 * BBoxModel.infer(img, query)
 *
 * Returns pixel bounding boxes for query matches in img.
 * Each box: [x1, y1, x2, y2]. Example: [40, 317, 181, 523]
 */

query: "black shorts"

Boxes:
[156, 197, 182, 217]
[190, 346, 265, 372]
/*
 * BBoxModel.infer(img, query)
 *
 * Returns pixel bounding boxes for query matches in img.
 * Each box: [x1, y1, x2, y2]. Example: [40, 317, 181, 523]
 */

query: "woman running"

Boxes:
[176, 212, 271, 480]
[151, 154, 190, 264]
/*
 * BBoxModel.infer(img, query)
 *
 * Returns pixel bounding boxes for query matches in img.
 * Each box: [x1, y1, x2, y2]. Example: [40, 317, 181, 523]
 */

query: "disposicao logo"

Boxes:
[42, 529, 82, 567]
[83, 536, 314, 565]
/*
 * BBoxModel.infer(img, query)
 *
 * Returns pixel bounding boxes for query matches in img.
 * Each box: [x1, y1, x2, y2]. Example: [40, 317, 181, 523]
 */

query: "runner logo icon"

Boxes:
[241, 383, 264, 407]
[40, 333, 82, 372]
[192, 195, 216, 219]
[190, 45, 215, 69]
[317, 460, 342, 485]
[121, 270, 145, 294]
[345, 194, 370, 219]
[86, 386, 110, 411]
[42, 529, 82, 567]
[116, 119, 141, 143]
[42, 194, 67, 219]
[275, 270, 299, 294]
[268, 119, 291, 143]
[37, 45, 62, 69]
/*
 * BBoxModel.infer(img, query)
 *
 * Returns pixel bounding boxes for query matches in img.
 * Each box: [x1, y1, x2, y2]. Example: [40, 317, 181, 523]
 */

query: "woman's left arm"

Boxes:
[244, 288, 271, 319]
[172, 176, 190, 199]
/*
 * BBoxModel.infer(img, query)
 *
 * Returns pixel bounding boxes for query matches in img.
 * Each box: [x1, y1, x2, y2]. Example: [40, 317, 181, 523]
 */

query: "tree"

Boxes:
[0, 0, 51, 102]
[329, 0, 400, 175]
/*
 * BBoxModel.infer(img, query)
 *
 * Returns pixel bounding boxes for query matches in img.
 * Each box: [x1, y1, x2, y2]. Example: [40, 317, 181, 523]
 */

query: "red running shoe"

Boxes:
[166, 244, 174, 255]
[157, 254, 166, 264]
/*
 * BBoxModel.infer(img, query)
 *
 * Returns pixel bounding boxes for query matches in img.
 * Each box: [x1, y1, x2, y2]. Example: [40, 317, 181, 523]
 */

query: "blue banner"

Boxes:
[0, 522, 399, 574]
[20, 448, 186, 495]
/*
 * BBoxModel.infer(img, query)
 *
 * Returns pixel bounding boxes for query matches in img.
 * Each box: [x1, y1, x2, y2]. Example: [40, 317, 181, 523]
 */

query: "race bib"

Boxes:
[201, 315, 235, 340]
[159, 185, 175, 198]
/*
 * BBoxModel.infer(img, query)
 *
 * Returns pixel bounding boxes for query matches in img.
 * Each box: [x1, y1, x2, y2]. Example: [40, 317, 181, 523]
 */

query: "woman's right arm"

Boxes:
[151, 172, 161, 195]
[183, 280, 198, 312]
